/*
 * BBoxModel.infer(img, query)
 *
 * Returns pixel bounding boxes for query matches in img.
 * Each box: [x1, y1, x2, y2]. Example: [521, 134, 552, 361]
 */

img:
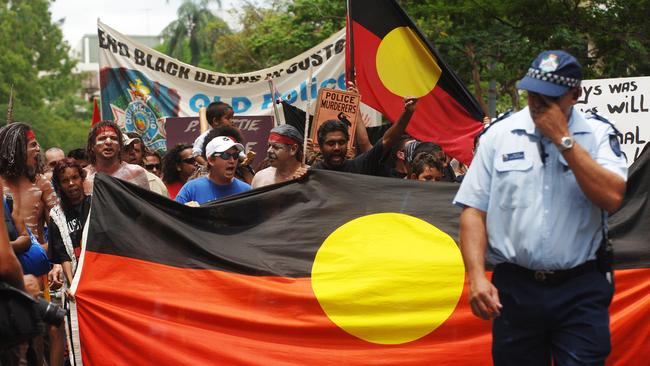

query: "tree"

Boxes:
[0, 0, 89, 151]
[162, 0, 228, 67]
[212, 0, 346, 73]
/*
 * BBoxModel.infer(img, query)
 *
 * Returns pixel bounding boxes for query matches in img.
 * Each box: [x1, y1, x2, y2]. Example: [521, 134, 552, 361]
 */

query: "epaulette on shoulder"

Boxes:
[475, 109, 513, 142]
[585, 109, 621, 136]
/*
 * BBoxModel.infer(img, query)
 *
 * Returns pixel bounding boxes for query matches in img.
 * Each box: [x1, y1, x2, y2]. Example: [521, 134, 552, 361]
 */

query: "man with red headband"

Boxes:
[252, 124, 308, 188]
[0, 123, 58, 246]
[0, 123, 65, 366]
[83, 121, 150, 195]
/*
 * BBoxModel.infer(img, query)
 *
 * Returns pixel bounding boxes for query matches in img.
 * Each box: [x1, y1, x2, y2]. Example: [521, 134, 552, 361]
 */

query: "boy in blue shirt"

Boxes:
[176, 136, 251, 205]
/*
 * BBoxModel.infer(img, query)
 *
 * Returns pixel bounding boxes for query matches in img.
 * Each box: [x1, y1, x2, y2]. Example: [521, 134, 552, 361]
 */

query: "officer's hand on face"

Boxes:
[468, 275, 502, 320]
[529, 93, 570, 145]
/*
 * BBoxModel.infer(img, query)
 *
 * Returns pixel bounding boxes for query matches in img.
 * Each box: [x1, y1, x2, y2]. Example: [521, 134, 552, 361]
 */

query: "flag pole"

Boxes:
[346, 0, 356, 83]
[302, 66, 313, 165]
[267, 78, 282, 127]
[6, 84, 14, 124]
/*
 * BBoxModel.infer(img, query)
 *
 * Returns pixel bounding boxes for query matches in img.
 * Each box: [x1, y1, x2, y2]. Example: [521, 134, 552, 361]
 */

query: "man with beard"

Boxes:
[0, 123, 62, 366]
[252, 124, 308, 188]
[0, 123, 58, 246]
[176, 135, 251, 205]
[83, 121, 149, 195]
[312, 97, 417, 175]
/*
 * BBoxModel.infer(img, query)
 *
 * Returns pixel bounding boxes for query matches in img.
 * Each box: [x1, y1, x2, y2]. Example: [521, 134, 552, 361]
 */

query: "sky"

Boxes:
[50, 0, 242, 48]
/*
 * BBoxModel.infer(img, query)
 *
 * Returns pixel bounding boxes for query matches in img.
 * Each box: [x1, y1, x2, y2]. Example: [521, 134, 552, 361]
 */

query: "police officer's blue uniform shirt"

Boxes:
[454, 107, 627, 270]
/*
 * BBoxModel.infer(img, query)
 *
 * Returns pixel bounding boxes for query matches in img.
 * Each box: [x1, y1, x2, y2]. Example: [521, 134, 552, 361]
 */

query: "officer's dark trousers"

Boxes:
[491, 266, 613, 366]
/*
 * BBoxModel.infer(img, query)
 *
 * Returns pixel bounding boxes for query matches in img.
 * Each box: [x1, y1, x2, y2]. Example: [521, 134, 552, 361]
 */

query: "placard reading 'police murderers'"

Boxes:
[311, 88, 360, 149]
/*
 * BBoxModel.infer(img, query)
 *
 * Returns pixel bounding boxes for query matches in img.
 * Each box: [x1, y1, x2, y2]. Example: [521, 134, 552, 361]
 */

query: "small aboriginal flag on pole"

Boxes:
[346, 0, 484, 165]
[91, 98, 101, 127]
[69, 169, 650, 365]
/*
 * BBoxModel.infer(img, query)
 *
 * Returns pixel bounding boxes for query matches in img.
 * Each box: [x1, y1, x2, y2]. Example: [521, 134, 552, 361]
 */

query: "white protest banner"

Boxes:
[97, 21, 380, 153]
[577, 76, 650, 164]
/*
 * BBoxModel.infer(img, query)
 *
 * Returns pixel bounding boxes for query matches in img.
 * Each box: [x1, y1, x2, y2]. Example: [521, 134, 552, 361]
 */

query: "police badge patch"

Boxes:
[539, 54, 559, 73]
[609, 135, 622, 157]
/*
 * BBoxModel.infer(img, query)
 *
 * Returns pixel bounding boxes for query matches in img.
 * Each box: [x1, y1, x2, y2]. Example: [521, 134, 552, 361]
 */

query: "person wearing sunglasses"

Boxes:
[161, 144, 197, 200]
[143, 150, 163, 178]
[121, 132, 169, 198]
[175, 136, 251, 205]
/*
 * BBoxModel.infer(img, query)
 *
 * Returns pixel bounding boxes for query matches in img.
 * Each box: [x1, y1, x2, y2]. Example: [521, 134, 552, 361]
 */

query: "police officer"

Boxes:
[454, 50, 627, 365]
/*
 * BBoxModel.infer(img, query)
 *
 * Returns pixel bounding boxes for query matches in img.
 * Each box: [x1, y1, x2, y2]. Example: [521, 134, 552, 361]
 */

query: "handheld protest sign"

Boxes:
[311, 88, 360, 150]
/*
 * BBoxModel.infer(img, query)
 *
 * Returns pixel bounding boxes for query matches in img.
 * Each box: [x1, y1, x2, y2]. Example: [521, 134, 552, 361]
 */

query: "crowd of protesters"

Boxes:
[0, 84, 467, 365]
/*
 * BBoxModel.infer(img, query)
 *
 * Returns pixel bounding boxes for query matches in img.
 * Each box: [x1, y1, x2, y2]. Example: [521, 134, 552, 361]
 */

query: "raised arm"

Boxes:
[381, 97, 417, 153]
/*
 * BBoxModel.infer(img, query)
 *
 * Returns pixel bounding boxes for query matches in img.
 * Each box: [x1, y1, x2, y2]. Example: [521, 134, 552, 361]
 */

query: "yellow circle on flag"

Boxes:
[376, 27, 442, 98]
[311, 213, 465, 345]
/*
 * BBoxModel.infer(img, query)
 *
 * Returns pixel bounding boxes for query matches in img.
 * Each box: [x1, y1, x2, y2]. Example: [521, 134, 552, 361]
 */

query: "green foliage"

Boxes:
[212, 0, 346, 73]
[0, 0, 90, 151]
[160, 0, 230, 67]
[157, 0, 650, 115]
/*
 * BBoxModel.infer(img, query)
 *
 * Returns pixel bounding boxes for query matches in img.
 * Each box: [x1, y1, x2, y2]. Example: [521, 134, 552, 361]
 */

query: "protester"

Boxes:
[384, 135, 416, 178]
[454, 50, 627, 365]
[2, 195, 31, 256]
[44, 147, 65, 181]
[143, 149, 163, 178]
[0, 179, 29, 365]
[0, 123, 59, 246]
[192, 101, 234, 165]
[161, 143, 197, 200]
[121, 132, 168, 197]
[408, 152, 444, 182]
[176, 135, 251, 205]
[191, 124, 255, 184]
[0, 123, 63, 366]
[312, 97, 417, 175]
[252, 124, 308, 188]
[66, 148, 89, 169]
[83, 121, 150, 195]
[48, 158, 90, 294]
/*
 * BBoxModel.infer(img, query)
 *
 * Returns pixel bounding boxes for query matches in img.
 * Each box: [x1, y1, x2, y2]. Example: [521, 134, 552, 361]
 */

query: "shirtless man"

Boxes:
[0, 123, 63, 366]
[83, 121, 150, 195]
[0, 123, 58, 246]
[252, 124, 308, 188]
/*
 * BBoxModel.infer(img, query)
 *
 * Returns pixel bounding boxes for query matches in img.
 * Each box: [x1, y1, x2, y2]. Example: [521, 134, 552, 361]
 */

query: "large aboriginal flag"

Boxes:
[346, 0, 484, 165]
[70, 167, 649, 365]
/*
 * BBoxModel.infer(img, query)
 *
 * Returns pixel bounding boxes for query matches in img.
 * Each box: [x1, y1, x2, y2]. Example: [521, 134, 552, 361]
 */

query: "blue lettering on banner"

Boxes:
[338, 72, 346, 90]
[283, 90, 298, 104]
[189, 72, 348, 111]
[190, 94, 210, 112]
[320, 78, 337, 89]
[232, 96, 252, 113]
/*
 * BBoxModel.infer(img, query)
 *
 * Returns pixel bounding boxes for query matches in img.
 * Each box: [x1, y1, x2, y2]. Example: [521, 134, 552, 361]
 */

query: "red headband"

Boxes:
[268, 133, 299, 146]
[98, 126, 118, 135]
[26, 129, 36, 141]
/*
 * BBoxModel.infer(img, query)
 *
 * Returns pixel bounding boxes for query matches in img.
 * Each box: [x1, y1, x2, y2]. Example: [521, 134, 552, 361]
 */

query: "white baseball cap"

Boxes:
[205, 136, 244, 157]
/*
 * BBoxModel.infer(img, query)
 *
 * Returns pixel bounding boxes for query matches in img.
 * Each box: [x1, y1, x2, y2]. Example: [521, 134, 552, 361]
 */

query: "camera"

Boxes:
[34, 297, 66, 327]
[0, 282, 66, 350]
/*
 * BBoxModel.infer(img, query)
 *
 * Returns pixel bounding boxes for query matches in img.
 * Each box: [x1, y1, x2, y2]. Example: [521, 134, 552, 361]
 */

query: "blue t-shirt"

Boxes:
[175, 176, 251, 205]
